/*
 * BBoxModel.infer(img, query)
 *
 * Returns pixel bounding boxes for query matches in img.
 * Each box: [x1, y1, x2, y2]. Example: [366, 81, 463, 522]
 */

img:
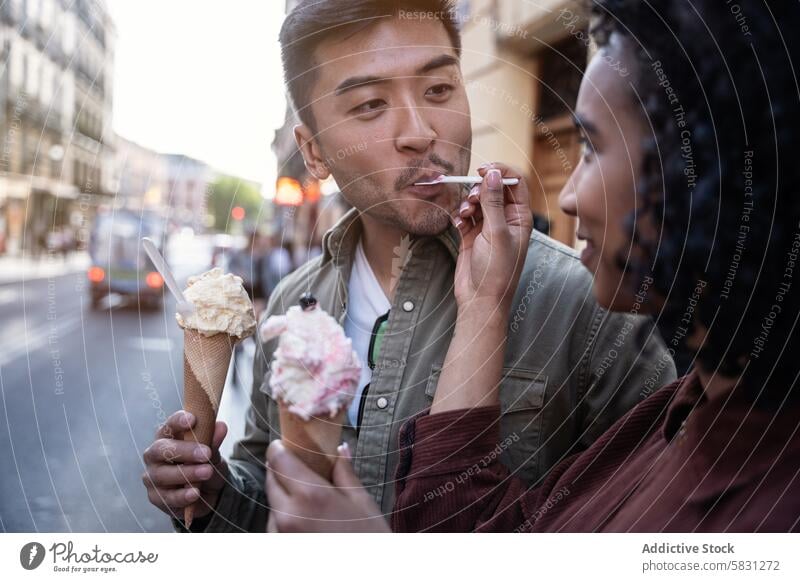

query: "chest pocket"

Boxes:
[425, 365, 548, 483]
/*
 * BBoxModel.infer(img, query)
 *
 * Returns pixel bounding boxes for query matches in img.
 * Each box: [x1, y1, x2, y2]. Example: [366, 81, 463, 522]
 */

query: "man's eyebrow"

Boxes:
[334, 54, 460, 96]
[573, 113, 599, 136]
[334, 75, 387, 96]
[417, 53, 460, 74]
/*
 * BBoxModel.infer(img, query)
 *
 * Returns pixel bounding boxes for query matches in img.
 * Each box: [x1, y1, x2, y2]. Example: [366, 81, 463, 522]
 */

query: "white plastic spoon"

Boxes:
[414, 175, 520, 186]
[141, 237, 195, 317]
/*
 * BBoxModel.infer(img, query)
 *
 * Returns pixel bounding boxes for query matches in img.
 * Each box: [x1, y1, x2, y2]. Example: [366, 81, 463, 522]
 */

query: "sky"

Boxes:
[106, 0, 287, 193]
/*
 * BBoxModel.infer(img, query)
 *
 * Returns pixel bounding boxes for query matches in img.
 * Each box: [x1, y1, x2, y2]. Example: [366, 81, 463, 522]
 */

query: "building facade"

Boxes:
[162, 153, 215, 233]
[0, 0, 116, 255]
[458, 0, 588, 247]
[114, 135, 168, 212]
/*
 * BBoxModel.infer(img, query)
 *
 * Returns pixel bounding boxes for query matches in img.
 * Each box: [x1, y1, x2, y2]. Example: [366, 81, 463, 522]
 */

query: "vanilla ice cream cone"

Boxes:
[175, 268, 256, 528]
[183, 330, 234, 445]
[181, 329, 235, 527]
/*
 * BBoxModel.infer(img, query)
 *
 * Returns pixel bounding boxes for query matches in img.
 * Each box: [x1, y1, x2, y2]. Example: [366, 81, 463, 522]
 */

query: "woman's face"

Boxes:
[558, 38, 653, 312]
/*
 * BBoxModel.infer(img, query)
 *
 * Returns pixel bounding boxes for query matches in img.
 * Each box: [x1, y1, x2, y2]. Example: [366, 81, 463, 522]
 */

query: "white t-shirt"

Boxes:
[344, 240, 391, 427]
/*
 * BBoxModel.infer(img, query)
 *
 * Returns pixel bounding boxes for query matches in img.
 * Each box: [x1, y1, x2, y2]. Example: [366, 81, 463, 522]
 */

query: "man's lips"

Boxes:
[403, 181, 448, 199]
[409, 170, 445, 188]
[400, 170, 447, 198]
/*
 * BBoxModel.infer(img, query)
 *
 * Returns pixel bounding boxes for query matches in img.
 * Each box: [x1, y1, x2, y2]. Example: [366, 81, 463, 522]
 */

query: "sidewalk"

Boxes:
[0, 252, 91, 285]
[217, 338, 256, 459]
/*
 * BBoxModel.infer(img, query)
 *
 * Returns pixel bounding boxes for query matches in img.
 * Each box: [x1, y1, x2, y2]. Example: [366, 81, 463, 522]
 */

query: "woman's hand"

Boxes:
[453, 163, 533, 314]
[265, 441, 390, 533]
[431, 164, 532, 414]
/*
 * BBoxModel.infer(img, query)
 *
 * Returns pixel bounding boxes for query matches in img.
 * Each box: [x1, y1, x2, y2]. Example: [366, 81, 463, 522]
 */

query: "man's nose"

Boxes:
[394, 105, 437, 154]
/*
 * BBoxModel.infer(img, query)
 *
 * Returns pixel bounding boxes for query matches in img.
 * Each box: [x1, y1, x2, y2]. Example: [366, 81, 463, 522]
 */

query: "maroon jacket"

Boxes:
[392, 373, 800, 532]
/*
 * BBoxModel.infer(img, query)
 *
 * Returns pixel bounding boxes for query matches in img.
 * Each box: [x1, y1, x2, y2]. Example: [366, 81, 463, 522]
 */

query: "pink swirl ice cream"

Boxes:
[260, 301, 361, 420]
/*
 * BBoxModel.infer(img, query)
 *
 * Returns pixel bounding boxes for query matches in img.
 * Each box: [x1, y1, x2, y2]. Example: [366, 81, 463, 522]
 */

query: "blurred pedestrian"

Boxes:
[46, 228, 66, 260]
[227, 230, 265, 307]
[227, 230, 266, 389]
[261, 236, 293, 299]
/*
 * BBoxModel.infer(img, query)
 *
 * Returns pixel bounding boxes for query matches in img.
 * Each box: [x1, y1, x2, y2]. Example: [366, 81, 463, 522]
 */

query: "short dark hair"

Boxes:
[591, 0, 800, 408]
[279, 0, 462, 129]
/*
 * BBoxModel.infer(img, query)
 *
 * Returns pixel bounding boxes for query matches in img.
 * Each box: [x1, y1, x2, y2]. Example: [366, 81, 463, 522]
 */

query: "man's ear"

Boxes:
[294, 124, 331, 181]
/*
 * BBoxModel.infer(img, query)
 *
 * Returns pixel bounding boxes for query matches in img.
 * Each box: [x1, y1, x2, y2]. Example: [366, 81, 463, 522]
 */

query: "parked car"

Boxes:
[87, 210, 166, 310]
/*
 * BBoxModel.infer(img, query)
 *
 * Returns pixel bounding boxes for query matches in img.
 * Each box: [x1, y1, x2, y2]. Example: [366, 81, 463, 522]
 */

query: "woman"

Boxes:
[265, 0, 800, 532]
[388, 0, 800, 532]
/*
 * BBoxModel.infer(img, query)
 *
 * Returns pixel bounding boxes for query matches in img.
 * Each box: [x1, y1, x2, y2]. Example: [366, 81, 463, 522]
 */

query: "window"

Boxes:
[62, 14, 75, 55]
[41, 0, 53, 30]
[537, 36, 587, 121]
[28, 0, 42, 24]
[26, 54, 40, 97]
[10, 44, 24, 88]
[23, 131, 38, 174]
[40, 62, 51, 106]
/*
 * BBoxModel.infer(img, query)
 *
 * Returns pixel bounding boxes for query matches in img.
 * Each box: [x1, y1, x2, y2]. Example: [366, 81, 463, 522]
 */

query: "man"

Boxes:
[142, 0, 675, 532]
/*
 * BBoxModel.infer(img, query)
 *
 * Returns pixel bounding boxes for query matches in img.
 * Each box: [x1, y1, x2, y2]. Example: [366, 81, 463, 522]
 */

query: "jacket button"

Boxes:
[402, 301, 414, 312]
[376, 397, 389, 409]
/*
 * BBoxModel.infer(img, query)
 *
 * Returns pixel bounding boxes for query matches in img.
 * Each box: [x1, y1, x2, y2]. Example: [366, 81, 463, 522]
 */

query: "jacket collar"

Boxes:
[322, 207, 363, 271]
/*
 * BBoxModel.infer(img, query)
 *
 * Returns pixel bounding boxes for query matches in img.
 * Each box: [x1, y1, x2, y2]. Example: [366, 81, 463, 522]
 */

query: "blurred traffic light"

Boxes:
[231, 206, 246, 221]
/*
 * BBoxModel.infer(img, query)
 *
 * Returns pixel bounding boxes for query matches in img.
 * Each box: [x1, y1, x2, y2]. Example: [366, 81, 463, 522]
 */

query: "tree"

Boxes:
[207, 176, 264, 233]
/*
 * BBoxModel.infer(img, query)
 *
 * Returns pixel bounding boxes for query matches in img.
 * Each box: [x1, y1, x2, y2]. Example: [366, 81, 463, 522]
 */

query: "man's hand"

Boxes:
[142, 410, 229, 523]
[453, 163, 533, 312]
[265, 440, 390, 533]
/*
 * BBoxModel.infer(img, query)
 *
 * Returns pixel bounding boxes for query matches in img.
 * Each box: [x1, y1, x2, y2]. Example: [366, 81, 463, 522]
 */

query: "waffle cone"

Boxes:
[278, 402, 345, 481]
[266, 403, 346, 532]
[182, 329, 236, 526]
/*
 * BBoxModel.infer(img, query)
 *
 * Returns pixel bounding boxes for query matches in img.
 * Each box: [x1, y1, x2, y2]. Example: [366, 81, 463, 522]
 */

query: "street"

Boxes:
[0, 235, 253, 532]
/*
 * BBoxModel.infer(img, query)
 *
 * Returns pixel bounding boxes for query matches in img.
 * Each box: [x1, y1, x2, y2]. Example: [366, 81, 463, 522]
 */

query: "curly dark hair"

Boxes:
[590, 0, 800, 407]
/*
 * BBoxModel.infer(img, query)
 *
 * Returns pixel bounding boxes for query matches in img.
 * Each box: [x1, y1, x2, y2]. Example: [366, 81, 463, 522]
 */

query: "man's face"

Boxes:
[297, 17, 472, 236]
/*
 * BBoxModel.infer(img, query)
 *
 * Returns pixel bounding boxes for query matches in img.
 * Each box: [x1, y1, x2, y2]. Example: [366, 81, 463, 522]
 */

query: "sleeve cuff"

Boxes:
[170, 478, 241, 533]
[407, 405, 502, 478]
[170, 463, 267, 533]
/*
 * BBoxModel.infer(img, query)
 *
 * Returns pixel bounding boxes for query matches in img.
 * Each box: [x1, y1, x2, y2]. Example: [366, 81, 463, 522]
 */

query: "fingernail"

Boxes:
[454, 218, 463, 228]
[181, 414, 193, 428]
[478, 162, 491, 171]
[337, 442, 352, 460]
[185, 488, 200, 502]
[194, 446, 210, 461]
[487, 169, 502, 190]
[459, 201, 471, 214]
[196, 465, 213, 480]
[468, 186, 480, 201]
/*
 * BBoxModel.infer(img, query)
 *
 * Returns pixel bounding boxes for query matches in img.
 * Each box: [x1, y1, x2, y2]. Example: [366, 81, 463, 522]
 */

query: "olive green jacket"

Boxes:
[195, 209, 675, 532]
